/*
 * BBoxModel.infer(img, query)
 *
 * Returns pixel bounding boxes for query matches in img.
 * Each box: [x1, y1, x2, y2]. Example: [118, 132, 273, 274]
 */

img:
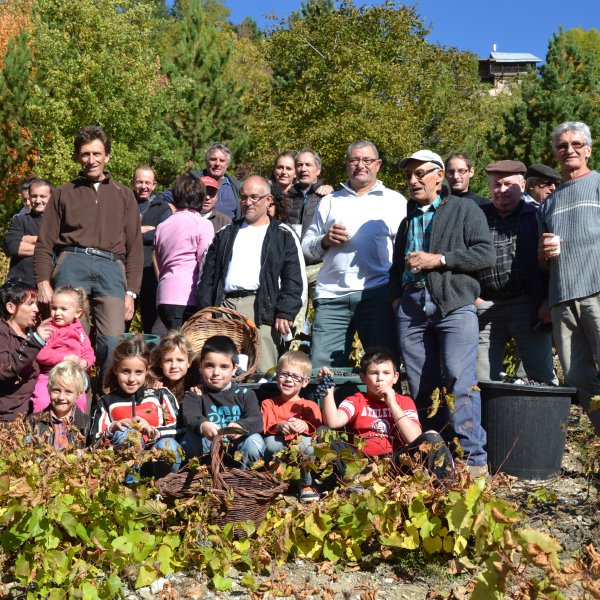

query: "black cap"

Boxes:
[526, 163, 561, 182]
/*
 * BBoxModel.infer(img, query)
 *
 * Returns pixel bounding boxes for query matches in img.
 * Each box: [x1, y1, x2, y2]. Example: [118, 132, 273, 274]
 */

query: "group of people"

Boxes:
[2, 120, 600, 486]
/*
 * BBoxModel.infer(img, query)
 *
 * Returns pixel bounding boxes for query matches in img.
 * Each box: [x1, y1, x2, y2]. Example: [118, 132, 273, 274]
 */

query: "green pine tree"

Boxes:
[300, 0, 336, 18]
[488, 29, 600, 169]
[0, 29, 35, 217]
[163, 0, 247, 168]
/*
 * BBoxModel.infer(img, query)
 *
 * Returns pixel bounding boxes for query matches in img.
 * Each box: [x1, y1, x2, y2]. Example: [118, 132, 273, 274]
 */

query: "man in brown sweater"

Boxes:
[34, 125, 143, 384]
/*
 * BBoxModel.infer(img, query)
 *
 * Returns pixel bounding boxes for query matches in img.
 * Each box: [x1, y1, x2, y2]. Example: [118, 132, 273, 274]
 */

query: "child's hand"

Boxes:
[379, 387, 397, 405]
[143, 426, 159, 440]
[189, 386, 203, 395]
[132, 416, 151, 430]
[36, 318, 53, 341]
[79, 358, 88, 368]
[276, 421, 294, 435]
[200, 421, 219, 441]
[317, 367, 333, 379]
[152, 380, 164, 389]
[109, 418, 133, 434]
[63, 353, 80, 363]
[287, 417, 309, 434]
[224, 422, 243, 440]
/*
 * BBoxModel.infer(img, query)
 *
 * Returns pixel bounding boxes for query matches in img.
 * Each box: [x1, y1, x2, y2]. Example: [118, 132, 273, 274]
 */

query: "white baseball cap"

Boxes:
[398, 150, 444, 170]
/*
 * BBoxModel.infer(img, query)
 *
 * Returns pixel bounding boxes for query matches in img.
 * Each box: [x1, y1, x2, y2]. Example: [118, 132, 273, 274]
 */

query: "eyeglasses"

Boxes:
[348, 157, 379, 166]
[276, 371, 307, 384]
[556, 141, 586, 152]
[239, 193, 270, 204]
[404, 167, 439, 181]
[447, 168, 469, 176]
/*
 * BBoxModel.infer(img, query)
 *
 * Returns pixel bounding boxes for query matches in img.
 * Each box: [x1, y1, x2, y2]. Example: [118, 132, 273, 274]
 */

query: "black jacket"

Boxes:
[5, 211, 43, 286]
[479, 199, 548, 326]
[285, 180, 324, 237]
[182, 384, 262, 435]
[139, 194, 172, 268]
[196, 218, 305, 325]
[453, 188, 491, 207]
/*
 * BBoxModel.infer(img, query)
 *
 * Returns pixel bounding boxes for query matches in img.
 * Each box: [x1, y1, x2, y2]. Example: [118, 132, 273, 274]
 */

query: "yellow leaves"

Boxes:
[490, 507, 519, 525]
[428, 387, 456, 418]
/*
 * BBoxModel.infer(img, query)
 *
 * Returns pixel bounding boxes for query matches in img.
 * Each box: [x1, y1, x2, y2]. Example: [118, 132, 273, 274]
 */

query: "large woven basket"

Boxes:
[156, 430, 287, 536]
[182, 306, 259, 381]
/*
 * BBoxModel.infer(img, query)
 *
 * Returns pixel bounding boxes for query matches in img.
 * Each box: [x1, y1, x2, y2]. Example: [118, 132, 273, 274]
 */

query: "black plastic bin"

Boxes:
[480, 381, 576, 480]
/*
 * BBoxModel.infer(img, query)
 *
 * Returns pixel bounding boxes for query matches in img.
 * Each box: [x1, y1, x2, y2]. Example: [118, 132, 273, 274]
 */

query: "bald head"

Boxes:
[240, 176, 273, 225]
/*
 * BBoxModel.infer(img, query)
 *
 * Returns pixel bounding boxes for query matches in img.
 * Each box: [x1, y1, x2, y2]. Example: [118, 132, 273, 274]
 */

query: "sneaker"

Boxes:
[467, 464, 489, 479]
[299, 486, 320, 503]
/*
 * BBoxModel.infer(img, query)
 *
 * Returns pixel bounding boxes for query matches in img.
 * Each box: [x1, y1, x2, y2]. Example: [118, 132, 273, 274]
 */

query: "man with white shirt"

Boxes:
[197, 176, 305, 374]
[302, 140, 407, 367]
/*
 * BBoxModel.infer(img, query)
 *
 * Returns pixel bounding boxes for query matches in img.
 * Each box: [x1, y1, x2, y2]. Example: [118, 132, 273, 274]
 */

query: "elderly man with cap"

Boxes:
[524, 163, 561, 207]
[390, 150, 495, 476]
[199, 175, 232, 233]
[476, 160, 555, 383]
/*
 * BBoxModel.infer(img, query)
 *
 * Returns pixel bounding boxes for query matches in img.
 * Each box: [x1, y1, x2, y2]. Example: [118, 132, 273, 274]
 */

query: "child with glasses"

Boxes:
[261, 351, 322, 502]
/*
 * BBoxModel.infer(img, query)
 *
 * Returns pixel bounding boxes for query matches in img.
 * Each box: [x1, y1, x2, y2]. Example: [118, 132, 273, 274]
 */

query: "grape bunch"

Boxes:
[314, 373, 335, 402]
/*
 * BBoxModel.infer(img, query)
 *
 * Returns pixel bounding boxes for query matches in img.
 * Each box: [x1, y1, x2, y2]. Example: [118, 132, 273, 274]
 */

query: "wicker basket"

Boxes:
[156, 431, 287, 536]
[182, 306, 259, 381]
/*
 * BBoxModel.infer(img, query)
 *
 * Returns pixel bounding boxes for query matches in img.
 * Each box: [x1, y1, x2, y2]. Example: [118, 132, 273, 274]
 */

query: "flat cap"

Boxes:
[485, 160, 527, 175]
[526, 163, 561, 181]
[398, 150, 444, 170]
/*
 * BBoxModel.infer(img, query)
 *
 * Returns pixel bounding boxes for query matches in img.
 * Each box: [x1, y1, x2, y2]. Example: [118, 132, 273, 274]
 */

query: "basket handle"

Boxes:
[210, 434, 227, 490]
[190, 306, 257, 329]
[210, 426, 250, 489]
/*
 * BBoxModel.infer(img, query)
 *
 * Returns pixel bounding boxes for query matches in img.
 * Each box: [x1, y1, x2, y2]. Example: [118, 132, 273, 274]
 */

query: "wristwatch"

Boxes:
[126, 291, 137, 299]
[440, 255, 446, 267]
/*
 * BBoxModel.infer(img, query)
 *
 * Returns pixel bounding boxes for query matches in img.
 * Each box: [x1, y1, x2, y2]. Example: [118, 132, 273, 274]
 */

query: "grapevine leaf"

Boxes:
[212, 573, 233, 591]
[135, 564, 157, 589]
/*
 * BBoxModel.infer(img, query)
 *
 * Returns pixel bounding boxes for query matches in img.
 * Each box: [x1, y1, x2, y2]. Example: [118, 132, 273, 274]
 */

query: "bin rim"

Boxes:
[478, 380, 577, 396]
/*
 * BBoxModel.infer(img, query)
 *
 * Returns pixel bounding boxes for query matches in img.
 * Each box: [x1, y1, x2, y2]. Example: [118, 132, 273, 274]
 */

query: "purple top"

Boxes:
[154, 210, 215, 306]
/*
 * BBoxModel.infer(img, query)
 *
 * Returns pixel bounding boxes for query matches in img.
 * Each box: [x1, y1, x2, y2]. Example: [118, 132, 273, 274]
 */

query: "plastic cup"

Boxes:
[549, 235, 561, 256]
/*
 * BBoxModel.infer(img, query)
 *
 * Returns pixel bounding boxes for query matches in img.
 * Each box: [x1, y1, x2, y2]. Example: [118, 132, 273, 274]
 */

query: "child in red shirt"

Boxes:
[321, 347, 454, 482]
[261, 351, 322, 502]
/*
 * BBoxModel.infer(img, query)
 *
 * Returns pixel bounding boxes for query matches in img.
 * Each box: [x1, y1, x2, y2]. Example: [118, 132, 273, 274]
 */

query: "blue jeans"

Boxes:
[397, 287, 487, 467]
[264, 434, 314, 486]
[112, 428, 183, 484]
[312, 284, 398, 367]
[181, 430, 265, 470]
[53, 251, 126, 383]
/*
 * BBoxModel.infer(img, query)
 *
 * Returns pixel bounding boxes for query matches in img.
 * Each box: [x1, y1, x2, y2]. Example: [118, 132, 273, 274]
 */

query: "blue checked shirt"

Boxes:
[402, 195, 441, 287]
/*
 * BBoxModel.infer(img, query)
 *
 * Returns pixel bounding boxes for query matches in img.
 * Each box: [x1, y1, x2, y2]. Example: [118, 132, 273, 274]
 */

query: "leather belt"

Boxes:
[224, 290, 257, 299]
[61, 246, 124, 262]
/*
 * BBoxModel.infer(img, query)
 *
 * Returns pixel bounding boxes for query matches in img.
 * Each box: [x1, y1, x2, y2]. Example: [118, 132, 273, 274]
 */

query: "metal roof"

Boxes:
[487, 52, 541, 62]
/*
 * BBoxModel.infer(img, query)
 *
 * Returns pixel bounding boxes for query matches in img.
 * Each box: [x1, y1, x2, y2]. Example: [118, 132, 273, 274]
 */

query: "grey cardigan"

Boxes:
[389, 189, 495, 316]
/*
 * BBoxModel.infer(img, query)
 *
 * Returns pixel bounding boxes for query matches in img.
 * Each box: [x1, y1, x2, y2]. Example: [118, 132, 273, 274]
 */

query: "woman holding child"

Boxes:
[0, 280, 52, 421]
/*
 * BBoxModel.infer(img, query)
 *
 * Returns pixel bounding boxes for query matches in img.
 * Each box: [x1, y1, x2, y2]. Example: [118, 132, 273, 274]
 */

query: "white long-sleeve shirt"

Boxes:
[301, 180, 407, 298]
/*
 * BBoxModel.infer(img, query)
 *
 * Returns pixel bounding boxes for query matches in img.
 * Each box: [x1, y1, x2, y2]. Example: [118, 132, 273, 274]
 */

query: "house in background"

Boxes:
[479, 51, 541, 94]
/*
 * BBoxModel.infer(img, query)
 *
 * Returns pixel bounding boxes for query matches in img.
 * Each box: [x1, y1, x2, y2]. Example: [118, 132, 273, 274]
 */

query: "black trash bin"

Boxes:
[480, 381, 576, 480]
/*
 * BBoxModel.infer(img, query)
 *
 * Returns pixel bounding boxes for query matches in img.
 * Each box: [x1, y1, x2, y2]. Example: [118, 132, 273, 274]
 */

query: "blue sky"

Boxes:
[220, 0, 600, 64]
